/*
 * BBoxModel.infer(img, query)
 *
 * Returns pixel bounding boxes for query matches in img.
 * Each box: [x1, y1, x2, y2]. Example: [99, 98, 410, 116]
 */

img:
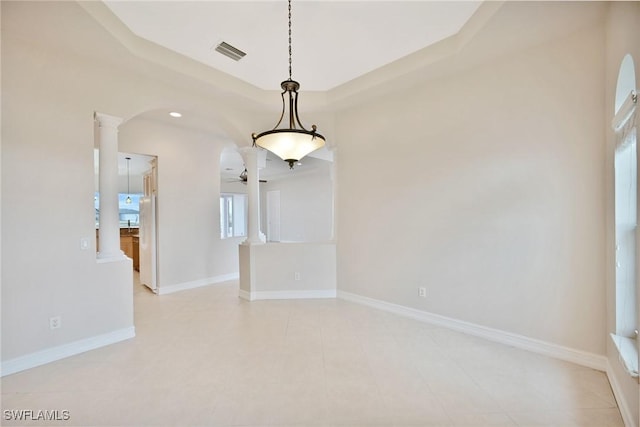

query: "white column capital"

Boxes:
[94, 112, 123, 129]
[239, 146, 267, 169]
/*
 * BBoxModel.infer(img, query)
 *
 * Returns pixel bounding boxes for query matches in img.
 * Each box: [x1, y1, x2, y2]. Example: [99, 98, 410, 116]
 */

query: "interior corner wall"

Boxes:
[605, 2, 640, 426]
[335, 23, 606, 356]
[118, 118, 240, 289]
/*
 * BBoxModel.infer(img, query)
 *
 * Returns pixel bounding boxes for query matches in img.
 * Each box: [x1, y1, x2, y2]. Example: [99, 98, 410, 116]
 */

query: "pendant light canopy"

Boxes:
[252, 0, 325, 169]
[125, 157, 132, 204]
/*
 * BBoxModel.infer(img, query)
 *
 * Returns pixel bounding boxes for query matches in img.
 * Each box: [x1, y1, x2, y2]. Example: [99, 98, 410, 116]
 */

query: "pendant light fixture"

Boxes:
[125, 157, 132, 204]
[252, 0, 325, 169]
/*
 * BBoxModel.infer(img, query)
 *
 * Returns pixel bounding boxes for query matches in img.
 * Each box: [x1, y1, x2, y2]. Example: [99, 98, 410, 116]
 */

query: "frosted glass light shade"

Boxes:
[255, 129, 325, 164]
[253, 79, 326, 169]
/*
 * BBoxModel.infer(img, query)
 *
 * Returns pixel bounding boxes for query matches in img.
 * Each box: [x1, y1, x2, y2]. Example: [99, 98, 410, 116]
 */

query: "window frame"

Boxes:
[220, 192, 247, 239]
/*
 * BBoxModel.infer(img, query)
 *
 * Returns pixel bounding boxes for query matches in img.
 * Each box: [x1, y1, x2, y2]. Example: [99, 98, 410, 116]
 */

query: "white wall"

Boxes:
[221, 180, 249, 195]
[1, 1, 259, 365]
[604, 3, 640, 426]
[118, 118, 241, 289]
[260, 163, 334, 242]
[1, 19, 138, 361]
[336, 23, 606, 356]
[239, 242, 336, 300]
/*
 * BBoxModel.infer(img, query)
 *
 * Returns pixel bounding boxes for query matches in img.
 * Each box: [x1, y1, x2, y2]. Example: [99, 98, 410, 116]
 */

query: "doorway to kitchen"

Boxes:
[94, 150, 159, 292]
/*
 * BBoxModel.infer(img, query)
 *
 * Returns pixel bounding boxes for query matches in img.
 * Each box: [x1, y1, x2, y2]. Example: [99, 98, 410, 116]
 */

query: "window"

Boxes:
[614, 138, 637, 339]
[611, 54, 638, 378]
[220, 193, 247, 239]
[95, 192, 143, 228]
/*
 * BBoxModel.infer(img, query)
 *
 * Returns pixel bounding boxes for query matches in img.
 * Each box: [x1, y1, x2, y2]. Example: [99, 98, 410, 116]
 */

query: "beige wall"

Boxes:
[336, 24, 606, 354]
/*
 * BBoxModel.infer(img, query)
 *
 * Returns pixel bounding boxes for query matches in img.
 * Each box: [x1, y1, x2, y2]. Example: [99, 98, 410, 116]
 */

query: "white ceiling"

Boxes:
[103, 1, 482, 91]
[81, 1, 606, 183]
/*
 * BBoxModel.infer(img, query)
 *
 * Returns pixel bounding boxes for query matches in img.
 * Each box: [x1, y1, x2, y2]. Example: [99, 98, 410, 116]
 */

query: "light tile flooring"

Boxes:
[1, 274, 624, 426]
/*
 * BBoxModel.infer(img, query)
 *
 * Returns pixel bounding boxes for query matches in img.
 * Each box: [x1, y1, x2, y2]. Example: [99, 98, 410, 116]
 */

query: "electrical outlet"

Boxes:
[49, 316, 61, 330]
[418, 287, 427, 298]
[294, 272, 301, 281]
[80, 237, 89, 250]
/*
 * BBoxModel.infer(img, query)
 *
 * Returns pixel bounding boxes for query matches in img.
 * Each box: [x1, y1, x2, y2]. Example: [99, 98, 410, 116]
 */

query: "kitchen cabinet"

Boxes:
[132, 236, 139, 271]
[120, 235, 134, 259]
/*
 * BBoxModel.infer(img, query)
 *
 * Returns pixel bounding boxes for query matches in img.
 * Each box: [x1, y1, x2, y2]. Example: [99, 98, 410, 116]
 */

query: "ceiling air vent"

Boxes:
[214, 41, 246, 61]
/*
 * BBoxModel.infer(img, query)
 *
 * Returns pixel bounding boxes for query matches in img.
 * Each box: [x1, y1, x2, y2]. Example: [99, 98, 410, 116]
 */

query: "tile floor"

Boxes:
[1, 274, 624, 426]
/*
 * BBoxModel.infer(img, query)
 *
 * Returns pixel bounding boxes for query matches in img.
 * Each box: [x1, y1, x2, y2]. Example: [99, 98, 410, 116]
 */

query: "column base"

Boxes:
[241, 236, 266, 245]
[97, 250, 127, 262]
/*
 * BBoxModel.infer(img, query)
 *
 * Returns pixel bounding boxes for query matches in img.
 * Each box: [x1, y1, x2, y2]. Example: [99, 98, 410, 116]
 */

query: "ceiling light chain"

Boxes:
[288, 0, 292, 81]
[252, 0, 325, 169]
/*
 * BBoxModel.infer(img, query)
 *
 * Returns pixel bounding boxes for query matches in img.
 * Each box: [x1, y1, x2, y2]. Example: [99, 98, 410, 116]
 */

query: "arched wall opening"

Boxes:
[111, 107, 247, 295]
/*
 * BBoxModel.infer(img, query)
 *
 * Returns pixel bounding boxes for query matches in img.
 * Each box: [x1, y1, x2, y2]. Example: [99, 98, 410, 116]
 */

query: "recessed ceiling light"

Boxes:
[169, 112, 182, 118]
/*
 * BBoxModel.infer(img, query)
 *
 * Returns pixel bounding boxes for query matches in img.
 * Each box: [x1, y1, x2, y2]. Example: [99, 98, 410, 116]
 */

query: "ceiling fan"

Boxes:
[227, 168, 267, 184]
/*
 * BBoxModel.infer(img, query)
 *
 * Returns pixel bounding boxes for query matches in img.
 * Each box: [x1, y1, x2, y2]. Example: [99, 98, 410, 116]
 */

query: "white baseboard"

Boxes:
[337, 291, 607, 372]
[238, 289, 251, 301]
[606, 360, 639, 427]
[242, 289, 337, 301]
[1, 327, 135, 377]
[158, 273, 239, 295]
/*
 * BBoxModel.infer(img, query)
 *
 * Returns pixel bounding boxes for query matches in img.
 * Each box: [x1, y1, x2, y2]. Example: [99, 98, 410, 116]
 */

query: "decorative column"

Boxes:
[240, 147, 266, 245]
[95, 112, 126, 260]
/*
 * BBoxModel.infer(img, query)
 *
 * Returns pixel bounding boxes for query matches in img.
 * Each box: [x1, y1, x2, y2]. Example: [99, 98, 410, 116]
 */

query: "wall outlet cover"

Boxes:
[49, 316, 61, 330]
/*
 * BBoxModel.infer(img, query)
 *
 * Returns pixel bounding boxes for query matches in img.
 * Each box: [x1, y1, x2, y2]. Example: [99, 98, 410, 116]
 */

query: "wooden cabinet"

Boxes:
[132, 236, 139, 271]
[120, 235, 134, 259]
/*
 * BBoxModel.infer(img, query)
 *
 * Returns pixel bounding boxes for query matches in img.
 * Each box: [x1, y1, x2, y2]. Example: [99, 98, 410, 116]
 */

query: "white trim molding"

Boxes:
[337, 291, 607, 372]
[606, 360, 639, 427]
[0, 327, 135, 377]
[157, 273, 239, 295]
[241, 289, 337, 301]
[610, 333, 639, 378]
